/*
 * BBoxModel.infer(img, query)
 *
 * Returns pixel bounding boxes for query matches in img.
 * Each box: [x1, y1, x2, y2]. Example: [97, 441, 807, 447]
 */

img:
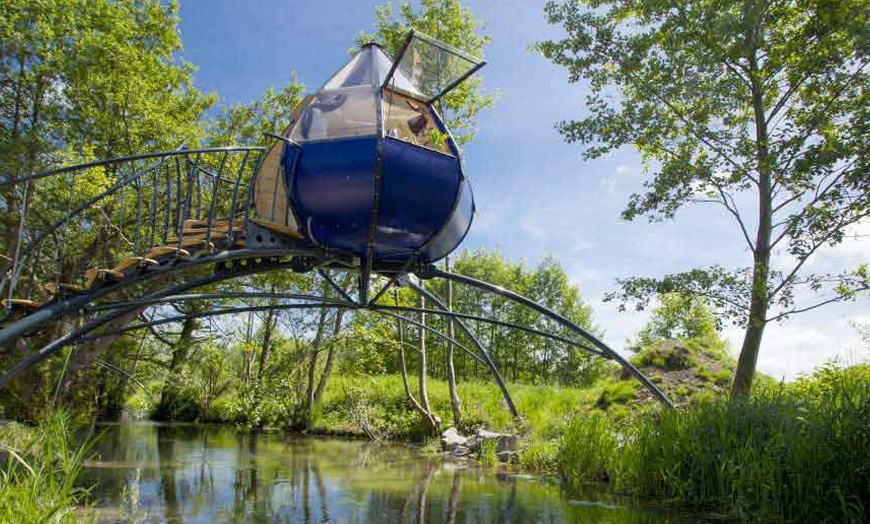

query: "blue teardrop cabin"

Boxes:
[251, 31, 485, 278]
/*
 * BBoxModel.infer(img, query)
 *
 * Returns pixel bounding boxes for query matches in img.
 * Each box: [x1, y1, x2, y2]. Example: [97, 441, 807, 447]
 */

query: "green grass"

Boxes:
[0, 412, 97, 523]
[557, 363, 870, 523]
[312, 374, 606, 442]
[594, 381, 638, 410]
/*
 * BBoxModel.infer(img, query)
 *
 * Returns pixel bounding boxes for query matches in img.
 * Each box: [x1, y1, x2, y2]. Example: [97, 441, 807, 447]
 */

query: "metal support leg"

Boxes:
[429, 269, 675, 409]
[408, 280, 520, 418]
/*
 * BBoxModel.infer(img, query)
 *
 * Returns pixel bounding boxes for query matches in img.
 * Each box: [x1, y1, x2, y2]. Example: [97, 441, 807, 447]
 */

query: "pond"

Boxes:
[81, 422, 693, 523]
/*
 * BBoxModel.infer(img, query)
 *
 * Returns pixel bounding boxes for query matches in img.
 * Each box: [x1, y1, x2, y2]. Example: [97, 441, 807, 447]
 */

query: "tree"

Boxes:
[0, 0, 214, 417]
[634, 293, 720, 349]
[537, 0, 870, 395]
[356, 0, 495, 146]
[206, 78, 305, 147]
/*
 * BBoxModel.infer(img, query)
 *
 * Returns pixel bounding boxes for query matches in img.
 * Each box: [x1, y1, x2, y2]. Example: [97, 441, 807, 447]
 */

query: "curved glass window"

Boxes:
[382, 89, 452, 155]
[290, 87, 377, 142]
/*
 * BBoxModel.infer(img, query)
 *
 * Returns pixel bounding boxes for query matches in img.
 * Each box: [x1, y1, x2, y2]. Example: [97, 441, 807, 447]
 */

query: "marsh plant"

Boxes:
[557, 363, 870, 523]
[0, 411, 97, 523]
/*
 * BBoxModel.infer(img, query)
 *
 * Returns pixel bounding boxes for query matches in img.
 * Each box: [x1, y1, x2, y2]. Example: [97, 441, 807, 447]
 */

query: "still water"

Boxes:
[81, 422, 689, 523]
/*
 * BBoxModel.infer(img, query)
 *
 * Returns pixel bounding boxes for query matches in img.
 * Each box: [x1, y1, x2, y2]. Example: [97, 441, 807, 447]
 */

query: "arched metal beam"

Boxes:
[369, 304, 604, 357]
[0, 256, 317, 388]
[407, 281, 519, 418]
[73, 304, 490, 370]
[86, 289, 605, 358]
[85, 292, 352, 313]
[428, 269, 675, 409]
[76, 302, 357, 343]
[0, 146, 266, 186]
[93, 359, 150, 395]
[0, 248, 318, 345]
[365, 309, 486, 366]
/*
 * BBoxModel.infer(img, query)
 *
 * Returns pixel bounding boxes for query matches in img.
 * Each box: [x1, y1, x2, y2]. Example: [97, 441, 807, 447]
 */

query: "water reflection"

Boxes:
[81, 422, 685, 523]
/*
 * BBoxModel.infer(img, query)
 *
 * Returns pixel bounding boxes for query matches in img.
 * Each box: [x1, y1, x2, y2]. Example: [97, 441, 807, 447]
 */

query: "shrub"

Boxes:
[595, 381, 637, 409]
[558, 363, 870, 523]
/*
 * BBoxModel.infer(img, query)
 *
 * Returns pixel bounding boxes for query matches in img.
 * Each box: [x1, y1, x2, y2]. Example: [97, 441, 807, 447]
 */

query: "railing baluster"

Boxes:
[182, 153, 201, 224]
[205, 151, 229, 248]
[118, 163, 126, 233]
[242, 150, 266, 239]
[195, 160, 202, 218]
[174, 155, 183, 240]
[227, 151, 252, 246]
[149, 166, 159, 249]
[133, 175, 143, 257]
[175, 155, 185, 252]
[162, 162, 171, 244]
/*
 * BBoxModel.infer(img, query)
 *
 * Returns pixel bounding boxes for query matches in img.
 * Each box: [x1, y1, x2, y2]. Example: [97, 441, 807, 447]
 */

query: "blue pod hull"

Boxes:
[287, 135, 473, 264]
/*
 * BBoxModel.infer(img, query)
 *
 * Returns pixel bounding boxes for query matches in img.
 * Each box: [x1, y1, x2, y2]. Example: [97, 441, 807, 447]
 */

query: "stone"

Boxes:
[452, 445, 472, 457]
[440, 427, 468, 451]
[497, 451, 519, 464]
[467, 428, 519, 454]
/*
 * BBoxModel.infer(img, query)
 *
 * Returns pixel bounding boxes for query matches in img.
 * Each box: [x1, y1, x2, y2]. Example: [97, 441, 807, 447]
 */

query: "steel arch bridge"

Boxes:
[0, 146, 673, 414]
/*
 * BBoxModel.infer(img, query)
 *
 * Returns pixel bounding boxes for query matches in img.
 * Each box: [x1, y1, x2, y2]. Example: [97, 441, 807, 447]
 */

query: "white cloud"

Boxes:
[830, 219, 870, 262]
[474, 206, 504, 232]
[599, 175, 617, 196]
[723, 320, 865, 381]
[519, 214, 545, 240]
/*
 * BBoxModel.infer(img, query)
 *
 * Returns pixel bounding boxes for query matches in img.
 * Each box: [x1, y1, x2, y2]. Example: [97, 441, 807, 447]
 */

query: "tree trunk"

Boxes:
[732, 36, 773, 397]
[418, 290, 431, 413]
[394, 289, 439, 434]
[445, 256, 462, 427]
[311, 308, 344, 408]
[303, 281, 331, 427]
[256, 297, 277, 383]
[60, 307, 145, 402]
[154, 312, 198, 419]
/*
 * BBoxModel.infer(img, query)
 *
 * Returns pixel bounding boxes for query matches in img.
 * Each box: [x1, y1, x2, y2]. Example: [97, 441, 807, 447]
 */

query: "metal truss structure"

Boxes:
[0, 148, 674, 413]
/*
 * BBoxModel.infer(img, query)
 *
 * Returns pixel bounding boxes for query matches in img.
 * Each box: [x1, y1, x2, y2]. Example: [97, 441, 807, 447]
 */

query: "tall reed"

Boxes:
[558, 364, 870, 522]
[0, 411, 96, 523]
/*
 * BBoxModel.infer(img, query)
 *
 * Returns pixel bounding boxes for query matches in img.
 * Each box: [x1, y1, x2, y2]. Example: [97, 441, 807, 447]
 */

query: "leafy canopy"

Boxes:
[536, 0, 870, 325]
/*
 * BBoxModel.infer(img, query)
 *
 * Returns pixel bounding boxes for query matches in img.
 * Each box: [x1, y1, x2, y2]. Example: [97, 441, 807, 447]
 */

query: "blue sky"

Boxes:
[178, 0, 868, 379]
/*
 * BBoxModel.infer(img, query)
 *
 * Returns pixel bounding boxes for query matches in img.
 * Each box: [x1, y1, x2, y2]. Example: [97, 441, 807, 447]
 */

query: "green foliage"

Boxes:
[0, 0, 213, 174]
[519, 439, 558, 472]
[356, 0, 495, 146]
[557, 363, 870, 523]
[538, 0, 870, 395]
[558, 413, 618, 491]
[0, 412, 96, 523]
[478, 438, 498, 468]
[633, 342, 697, 372]
[594, 381, 637, 410]
[633, 293, 720, 349]
[206, 78, 305, 147]
[311, 374, 602, 442]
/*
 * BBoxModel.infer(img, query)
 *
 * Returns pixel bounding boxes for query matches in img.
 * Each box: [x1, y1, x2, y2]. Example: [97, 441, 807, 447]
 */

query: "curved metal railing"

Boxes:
[0, 147, 265, 306]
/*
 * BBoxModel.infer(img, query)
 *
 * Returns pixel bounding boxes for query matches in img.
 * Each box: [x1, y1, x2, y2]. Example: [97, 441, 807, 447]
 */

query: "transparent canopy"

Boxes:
[288, 32, 484, 143]
[382, 31, 485, 103]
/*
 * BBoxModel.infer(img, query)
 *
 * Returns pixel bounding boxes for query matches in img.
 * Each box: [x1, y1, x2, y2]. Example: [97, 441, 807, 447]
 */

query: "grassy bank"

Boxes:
[0, 412, 95, 523]
[314, 373, 608, 442]
[557, 363, 870, 523]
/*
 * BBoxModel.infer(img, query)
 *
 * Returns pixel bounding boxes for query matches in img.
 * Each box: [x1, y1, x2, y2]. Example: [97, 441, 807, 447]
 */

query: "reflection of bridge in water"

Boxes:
[0, 30, 672, 411]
